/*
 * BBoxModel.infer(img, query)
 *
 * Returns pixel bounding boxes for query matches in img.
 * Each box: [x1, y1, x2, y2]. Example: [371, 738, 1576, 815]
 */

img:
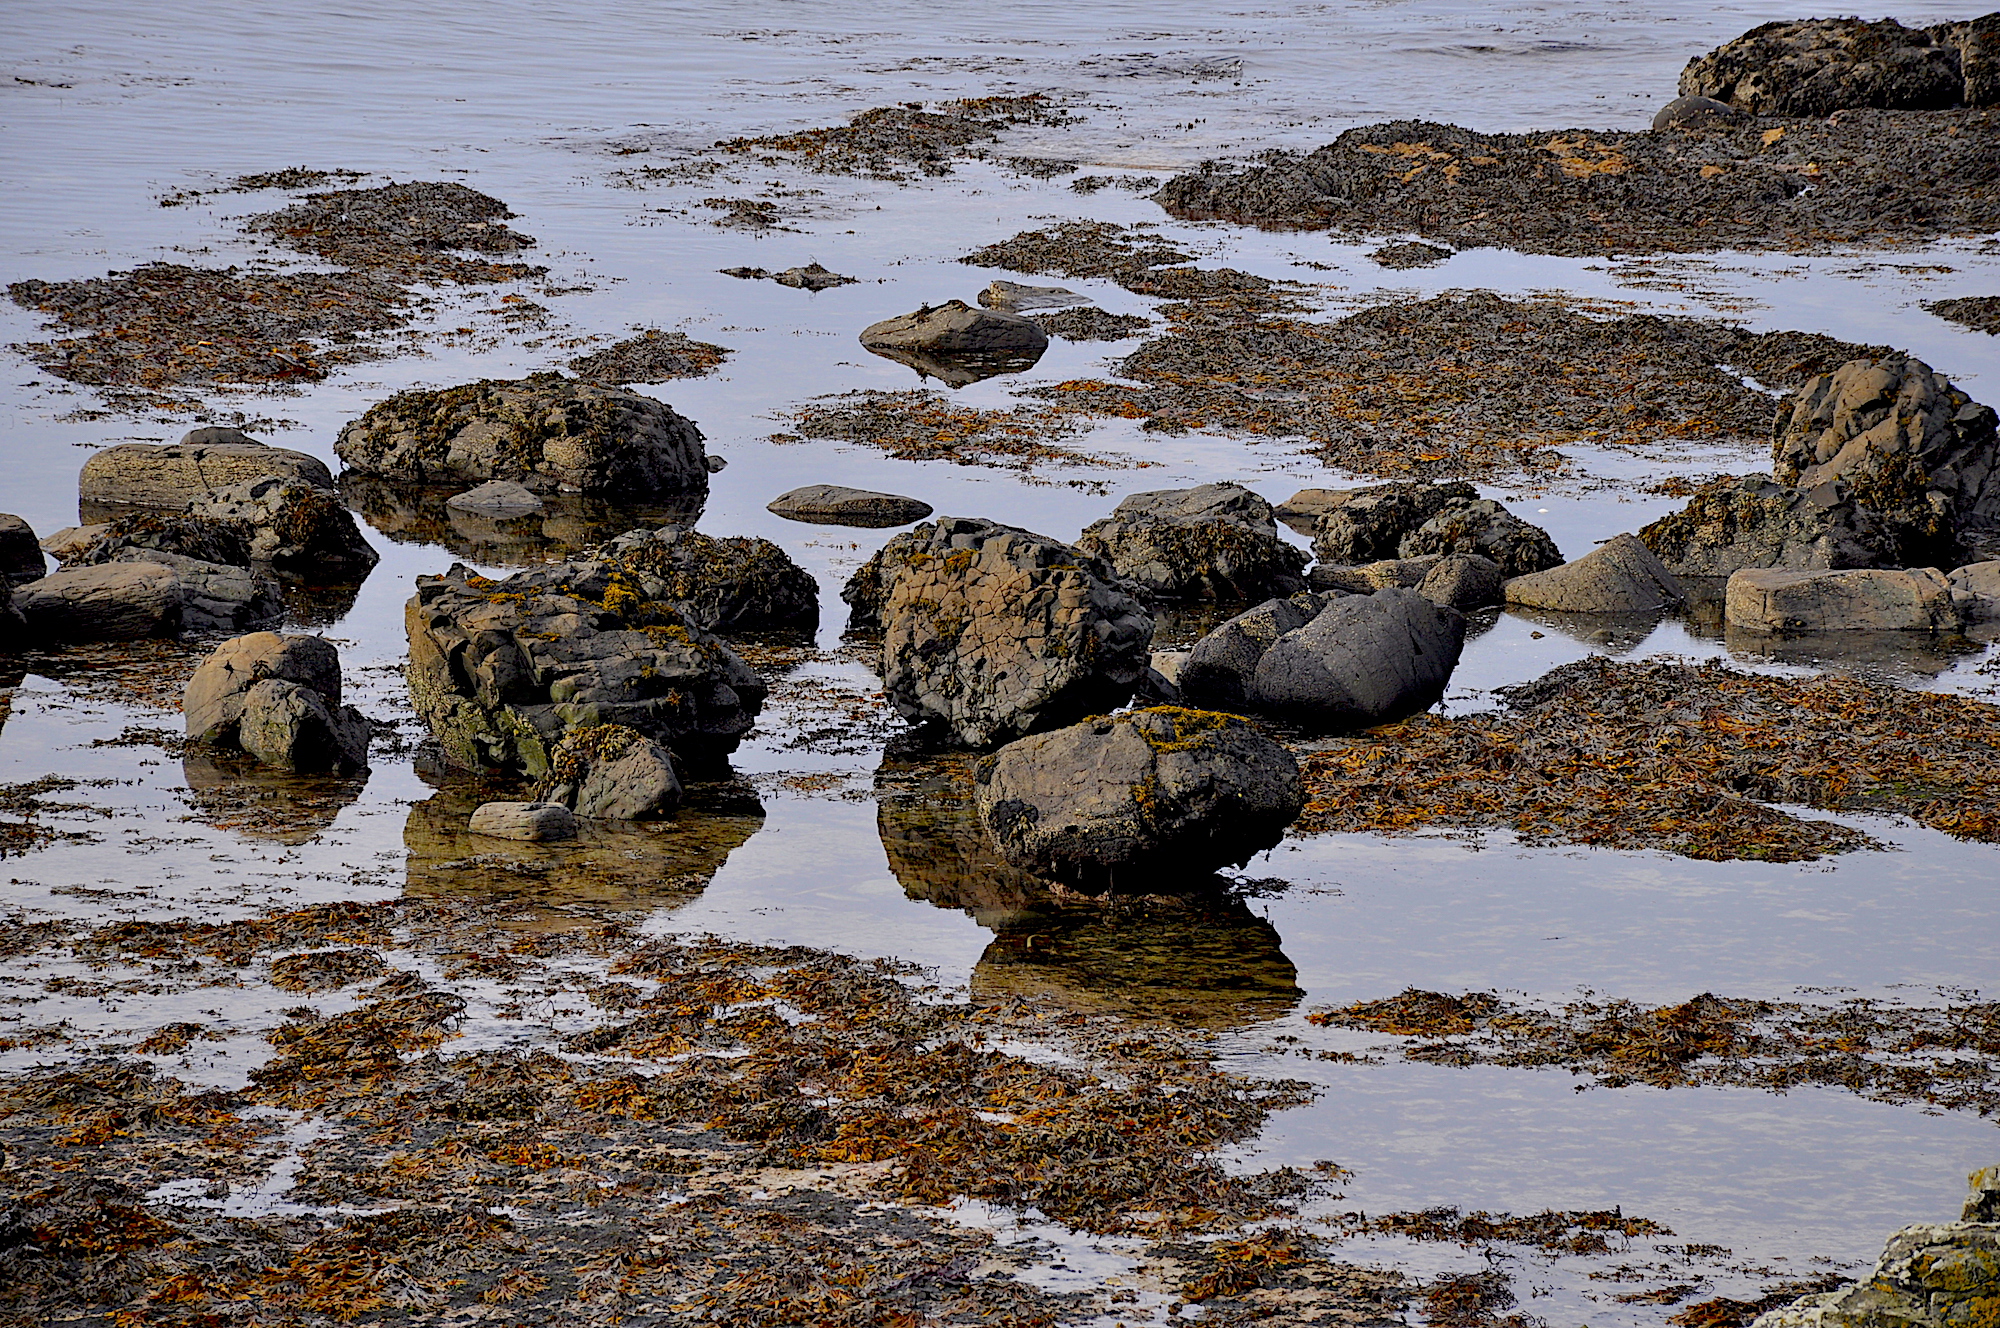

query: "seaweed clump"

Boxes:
[567, 327, 732, 383]
[778, 388, 1153, 472]
[717, 94, 1080, 179]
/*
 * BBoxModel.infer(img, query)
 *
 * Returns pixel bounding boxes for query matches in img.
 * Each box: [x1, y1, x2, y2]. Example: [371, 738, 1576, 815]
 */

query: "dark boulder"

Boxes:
[1679, 17, 1964, 116]
[1639, 474, 1900, 577]
[598, 527, 819, 637]
[1075, 482, 1307, 602]
[0, 514, 45, 585]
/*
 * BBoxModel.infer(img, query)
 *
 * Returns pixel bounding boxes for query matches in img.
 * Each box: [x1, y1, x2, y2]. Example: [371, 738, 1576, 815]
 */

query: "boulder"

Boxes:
[1725, 566, 1962, 633]
[974, 707, 1303, 889]
[1179, 592, 1331, 712]
[767, 484, 933, 528]
[66, 513, 252, 569]
[237, 678, 371, 773]
[0, 579, 24, 643]
[978, 280, 1090, 313]
[185, 632, 344, 740]
[78, 432, 334, 511]
[1639, 475, 1900, 577]
[113, 551, 284, 634]
[1136, 649, 1190, 705]
[468, 802, 578, 842]
[0, 514, 44, 585]
[861, 300, 1049, 355]
[445, 480, 546, 515]
[596, 527, 819, 636]
[1929, 15, 2000, 106]
[1307, 481, 1562, 577]
[14, 562, 184, 641]
[872, 517, 1154, 748]
[1417, 554, 1507, 611]
[1651, 94, 1751, 130]
[1273, 487, 1360, 535]
[1307, 481, 1475, 563]
[1400, 497, 1564, 577]
[1773, 355, 2000, 565]
[1749, 1168, 2000, 1328]
[335, 372, 720, 496]
[538, 723, 682, 820]
[406, 558, 766, 777]
[1503, 534, 1685, 613]
[190, 476, 379, 572]
[1249, 588, 1467, 729]
[1679, 17, 1964, 116]
[1949, 560, 2000, 622]
[1074, 482, 1308, 602]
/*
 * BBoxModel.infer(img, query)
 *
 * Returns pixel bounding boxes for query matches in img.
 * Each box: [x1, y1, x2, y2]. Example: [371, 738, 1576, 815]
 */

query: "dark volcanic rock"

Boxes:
[1651, 95, 1751, 130]
[1307, 482, 1560, 577]
[1640, 474, 1901, 577]
[1679, 17, 1964, 116]
[974, 706, 1303, 889]
[596, 527, 819, 637]
[335, 372, 719, 496]
[1074, 482, 1308, 602]
[1930, 15, 2000, 106]
[1502, 533, 1685, 613]
[1246, 588, 1466, 730]
[1178, 593, 1329, 712]
[870, 517, 1154, 748]
[1399, 496, 1564, 576]
[405, 558, 766, 777]
[1307, 482, 1477, 565]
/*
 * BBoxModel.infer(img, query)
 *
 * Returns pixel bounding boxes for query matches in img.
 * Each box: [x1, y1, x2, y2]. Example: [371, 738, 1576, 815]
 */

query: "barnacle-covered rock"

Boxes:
[596, 527, 818, 636]
[405, 557, 765, 777]
[1074, 482, 1307, 602]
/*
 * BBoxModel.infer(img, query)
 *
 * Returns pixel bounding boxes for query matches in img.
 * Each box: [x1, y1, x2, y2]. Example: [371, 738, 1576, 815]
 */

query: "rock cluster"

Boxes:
[1074, 483, 1307, 602]
[1681, 17, 1992, 117]
[850, 517, 1153, 748]
[78, 428, 335, 512]
[184, 632, 370, 773]
[596, 527, 819, 636]
[1306, 553, 1506, 611]
[336, 372, 721, 496]
[406, 556, 765, 778]
[1303, 482, 1563, 578]
[974, 706, 1303, 889]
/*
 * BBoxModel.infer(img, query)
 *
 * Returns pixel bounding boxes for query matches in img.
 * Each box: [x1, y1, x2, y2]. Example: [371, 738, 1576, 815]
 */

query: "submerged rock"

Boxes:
[1680, 17, 1966, 116]
[1725, 566, 1963, 634]
[974, 706, 1303, 889]
[406, 558, 765, 777]
[445, 479, 545, 515]
[335, 372, 720, 496]
[1075, 482, 1307, 602]
[78, 431, 335, 511]
[0, 514, 45, 585]
[468, 801, 578, 842]
[766, 484, 933, 528]
[977, 280, 1089, 312]
[1640, 475, 1900, 577]
[1503, 533, 1686, 613]
[870, 516, 1154, 748]
[189, 474, 379, 572]
[597, 527, 818, 636]
[720, 262, 856, 290]
[539, 723, 683, 820]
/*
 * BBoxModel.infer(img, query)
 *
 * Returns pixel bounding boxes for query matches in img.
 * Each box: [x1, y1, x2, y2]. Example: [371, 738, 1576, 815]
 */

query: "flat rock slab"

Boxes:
[468, 801, 578, 841]
[15, 561, 184, 641]
[767, 484, 933, 528]
[861, 300, 1048, 354]
[1504, 532, 1685, 613]
[79, 436, 335, 511]
[978, 280, 1090, 312]
[1726, 566, 1962, 633]
[446, 479, 546, 516]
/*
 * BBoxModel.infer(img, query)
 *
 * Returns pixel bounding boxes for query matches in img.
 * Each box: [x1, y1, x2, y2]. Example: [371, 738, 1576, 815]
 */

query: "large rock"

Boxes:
[1929, 15, 2000, 106]
[184, 632, 345, 743]
[1272, 488, 1356, 535]
[1725, 566, 1962, 633]
[1503, 533, 1685, 613]
[538, 723, 683, 820]
[767, 485, 933, 528]
[1417, 554, 1507, 611]
[335, 372, 720, 496]
[1249, 588, 1467, 729]
[112, 551, 283, 634]
[406, 558, 766, 777]
[1773, 355, 2000, 565]
[78, 431, 335, 511]
[1949, 560, 2000, 623]
[14, 561, 184, 641]
[0, 514, 44, 585]
[974, 707, 1303, 889]
[1640, 475, 1900, 577]
[1679, 17, 1965, 116]
[1306, 481, 1474, 563]
[1750, 1168, 2000, 1328]
[1179, 592, 1330, 712]
[66, 513, 252, 569]
[1308, 481, 1562, 577]
[190, 475, 379, 573]
[1400, 498, 1564, 577]
[860, 301, 1048, 355]
[870, 517, 1154, 748]
[237, 678, 371, 773]
[1075, 482, 1307, 602]
[595, 527, 818, 636]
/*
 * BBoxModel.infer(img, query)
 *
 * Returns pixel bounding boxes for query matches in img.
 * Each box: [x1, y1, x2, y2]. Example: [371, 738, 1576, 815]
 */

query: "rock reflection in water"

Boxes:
[403, 775, 765, 911]
[1722, 624, 1984, 676]
[180, 750, 368, 845]
[1506, 607, 1671, 653]
[862, 343, 1046, 389]
[340, 476, 706, 566]
[876, 752, 1302, 1027]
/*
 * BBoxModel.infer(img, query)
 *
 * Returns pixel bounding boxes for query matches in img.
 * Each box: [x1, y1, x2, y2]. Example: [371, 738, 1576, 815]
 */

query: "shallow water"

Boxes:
[5, 1, 2000, 1323]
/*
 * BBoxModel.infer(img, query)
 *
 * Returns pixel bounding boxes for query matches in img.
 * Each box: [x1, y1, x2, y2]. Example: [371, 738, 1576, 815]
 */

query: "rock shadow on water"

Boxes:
[402, 772, 765, 912]
[875, 750, 1303, 1028]
[861, 342, 1046, 389]
[180, 749, 368, 845]
[340, 476, 705, 566]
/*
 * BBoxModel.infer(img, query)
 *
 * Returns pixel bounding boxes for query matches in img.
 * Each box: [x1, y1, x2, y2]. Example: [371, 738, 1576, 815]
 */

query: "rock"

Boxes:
[720, 262, 857, 291]
[1651, 94, 1751, 129]
[14, 562, 184, 641]
[1306, 481, 1563, 577]
[859, 301, 1049, 386]
[1679, 17, 1964, 116]
[406, 558, 766, 777]
[1135, 650, 1189, 705]
[1725, 566, 1962, 633]
[1503, 534, 1685, 613]
[1417, 554, 1507, 611]
[1639, 474, 1900, 577]
[78, 434, 335, 511]
[871, 517, 1154, 748]
[1949, 560, 2000, 622]
[445, 480, 546, 515]
[335, 372, 719, 496]
[236, 678, 371, 773]
[1074, 482, 1308, 602]
[39, 525, 107, 564]
[1180, 592, 1333, 712]
[1308, 556, 1438, 594]
[974, 707, 1304, 889]
[1929, 15, 2000, 106]
[185, 631, 344, 744]
[0, 577, 24, 643]
[538, 724, 682, 820]
[1369, 241, 1452, 269]
[1400, 497, 1564, 577]
[1248, 588, 1467, 729]
[467, 802, 578, 842]
[596, 527, 819, 636]
[1273, 487, 1360, 535]
[978, 280, 1089, 312]
[115, 551, 284, 634]
[1773, 355, 2000, 565]
[1749, 1168, 2000, 1328]
[766, 484, 933, 529]
[1307, 481, 1474, 563]
[66, 513, 251, 569]
[0, 514, 45, 585]
[189, 475, 379, 572]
